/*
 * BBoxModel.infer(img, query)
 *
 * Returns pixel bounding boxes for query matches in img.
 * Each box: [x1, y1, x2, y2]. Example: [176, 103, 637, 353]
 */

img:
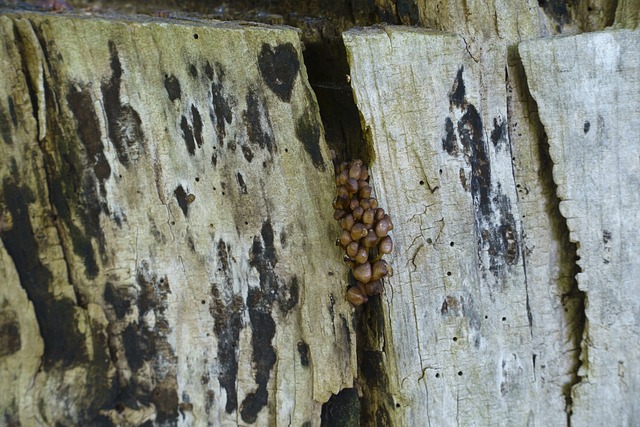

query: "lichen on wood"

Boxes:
[0, 12, 355, 426]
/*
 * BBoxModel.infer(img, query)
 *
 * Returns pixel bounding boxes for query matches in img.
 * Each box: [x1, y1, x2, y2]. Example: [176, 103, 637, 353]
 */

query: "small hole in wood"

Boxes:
[193, 33, 199, 39]
[450, 242, 454, 247]
[439, 169, 443, 174]
[419, 180, 424, 185]
[285, 148, 289, 153]
[435, 373, 440, 378]
[171, 221, 175, 225]
[458, 371, 463, 376]
[426, 238, 433, 244]
[452, 337, 458, 342]
[447, 271, 452, 276]
[502, 317, 507, 321]
[195, 177, 200, 182]
[201, 300, 206, 305]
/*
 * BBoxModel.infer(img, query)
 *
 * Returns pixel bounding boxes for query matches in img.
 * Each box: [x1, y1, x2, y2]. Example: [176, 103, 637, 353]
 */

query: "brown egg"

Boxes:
[339, 230, 352, 247]
[359, 186, 372, 199]
[375, 217, 391, 237]
[362, 209, 375, 226]
[354, 246, 368, 264]
[375, 208, 385, 221]
[350, 223, 367, 241]
[336, 169, 349, 186]
[359, 164, 369, 181]
[371, 259, 389, 281]
[334, 209, 346, 220]
[362, 231, 379, 248]
[353, 262, 372, 283]
[346, 241, 359, 258]
[340, 214, 355, 231]
[365, 280, 383, 296]
[360, 198, 371, 210]
[384, 214, 394, 231]
[352, 206, 364, 220]
[349, 162, 362, 179]
[346, 178, 358, 194]
[378, 236, 393, 254]
[346, 286, 367, 306]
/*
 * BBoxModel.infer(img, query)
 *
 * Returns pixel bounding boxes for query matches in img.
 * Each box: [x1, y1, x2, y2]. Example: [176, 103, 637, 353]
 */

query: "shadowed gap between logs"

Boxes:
[507, 47, 586, 427]
[303, 27, 395, 427]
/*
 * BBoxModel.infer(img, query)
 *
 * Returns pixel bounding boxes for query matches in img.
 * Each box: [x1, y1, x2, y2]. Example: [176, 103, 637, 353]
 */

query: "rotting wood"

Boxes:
[0, 12, 356, 426]
[520, 29, 640, 426]
[344, 26, 584, 426]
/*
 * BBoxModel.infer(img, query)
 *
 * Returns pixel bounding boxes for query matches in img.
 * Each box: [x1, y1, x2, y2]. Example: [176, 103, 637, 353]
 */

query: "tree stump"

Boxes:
[0, 12, 355, 426]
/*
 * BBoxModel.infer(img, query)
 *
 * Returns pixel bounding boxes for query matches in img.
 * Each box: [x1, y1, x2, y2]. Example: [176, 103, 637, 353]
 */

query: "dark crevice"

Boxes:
[507, 47, 586, 426]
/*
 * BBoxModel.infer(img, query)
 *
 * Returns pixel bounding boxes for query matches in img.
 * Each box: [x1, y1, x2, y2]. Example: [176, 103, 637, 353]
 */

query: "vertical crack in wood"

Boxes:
[301, 23, 393, 425]
[508, 47, 586, 426]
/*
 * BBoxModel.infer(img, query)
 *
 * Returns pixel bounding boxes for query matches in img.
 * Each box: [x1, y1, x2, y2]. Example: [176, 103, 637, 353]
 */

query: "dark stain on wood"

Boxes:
[396, 0, 420, 24]
[173, 185, 189, 216]
[0, 97, 13, 144]
[189, 63, 198, 78]
[279, 274, 300, 315]
[66, 84, 112, 198]
[295, 110, 326, 171]
[297, 340, 310, 367]
[244, 89, 275, 154]
[7, 95, 17, 127]
[258, 42, 300, 103]
[0, 180, 87, 368]
[0, 309, 21, 356]
[204, 61, 214, 80]
[181, 115, 196, 155]
[320, 388, 360, 426]
[236, 172, 248, 195]
[209, 63, 233, 145]
[101, 41, 144, 167]
[449, 66, 466, 109]
[242, 145, 254, 162]
[191, 104, 204, 149]
[103, 281, 131, 319]
[442, 117, 458, 156]
[209, 240, 245, 415]
[120, 266, 178, 423]
[538, 0, 574, 29]
[242, 220, 279, 423]
[442, 67, 520, 277]
[164, 74, 181, 101]
[491, 117, 507, 148]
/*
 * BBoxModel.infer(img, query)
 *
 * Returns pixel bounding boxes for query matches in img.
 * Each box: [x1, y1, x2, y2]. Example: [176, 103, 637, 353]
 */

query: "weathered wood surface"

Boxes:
[344, 26, 582, 426]
[520, 29, 640, 426]
[0, 12, 356, 426]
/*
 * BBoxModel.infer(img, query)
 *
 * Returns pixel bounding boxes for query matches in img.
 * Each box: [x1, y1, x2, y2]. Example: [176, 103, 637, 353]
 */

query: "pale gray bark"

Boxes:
[521, 29, 640, 426]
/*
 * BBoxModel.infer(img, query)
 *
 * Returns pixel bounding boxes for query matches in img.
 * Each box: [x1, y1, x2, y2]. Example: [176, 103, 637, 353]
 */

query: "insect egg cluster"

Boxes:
[333, 159, 393, 306]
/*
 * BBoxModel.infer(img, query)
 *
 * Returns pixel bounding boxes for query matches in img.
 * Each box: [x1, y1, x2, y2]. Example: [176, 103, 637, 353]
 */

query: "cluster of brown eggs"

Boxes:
[333, 159, 393, 306]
